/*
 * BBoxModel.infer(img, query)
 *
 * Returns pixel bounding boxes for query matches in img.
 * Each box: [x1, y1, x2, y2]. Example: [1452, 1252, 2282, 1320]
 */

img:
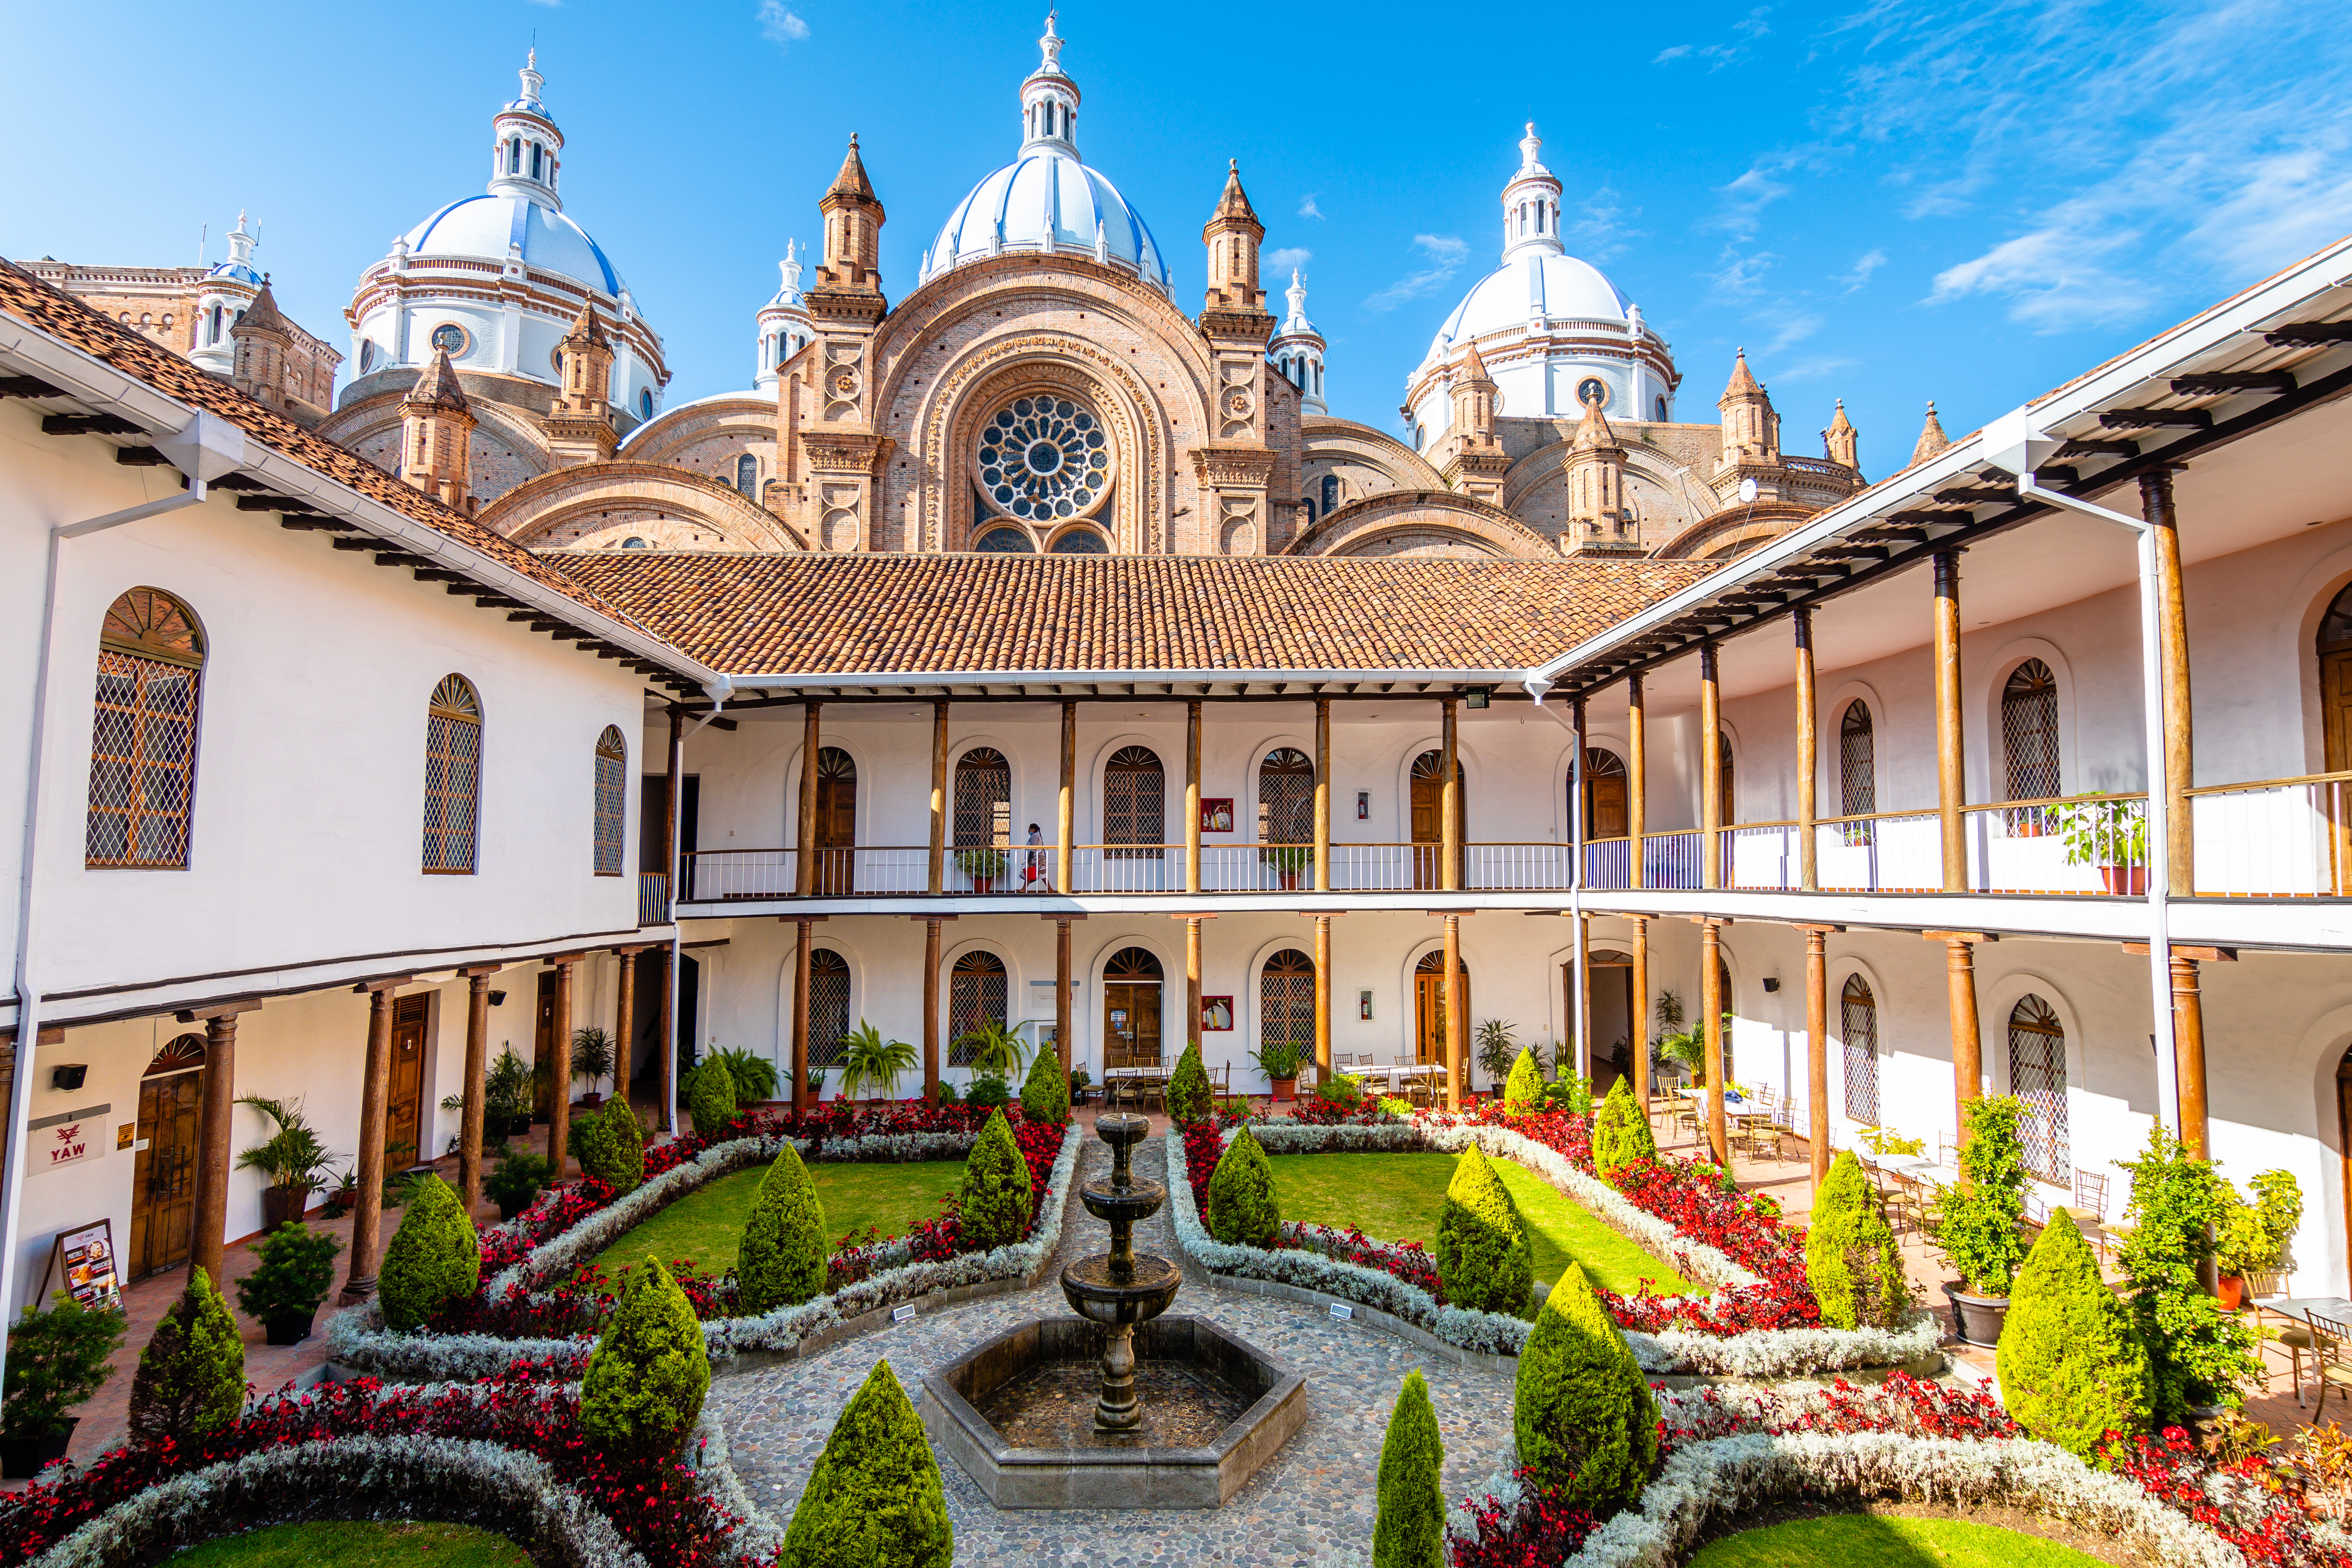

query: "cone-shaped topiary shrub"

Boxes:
[582, 1256, 710, 1465]
[1019, 1050, 1070, 1127]
[1207, 1125, 1281, 1247]
[1373, 1368, 1446, 1568]
[782, 1358, 952, 1568]
[1997, 1209, 2153, 1461]
[1164, 1041, 1211, 1126]
[1591, 1078, 1658, 1185]
[128, 1266, 245, 1445]
[1435, 1143, 1533, 1315]
[738, 1142, 829, 1315]
[958, 1108, 1033, 1250]
[1803, 1150, 1911, 1329]
[687, 1057, 738, 1137]
[1514, 1262, 1657, 1515]
[378, 1173, 480, 1331]
[578, 1095, 646, 1195]
[1503, 1048, 1547, 1114]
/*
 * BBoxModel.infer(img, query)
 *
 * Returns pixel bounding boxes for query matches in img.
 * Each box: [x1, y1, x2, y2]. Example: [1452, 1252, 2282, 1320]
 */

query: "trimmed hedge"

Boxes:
[580, 1255, 710, 1464]
[127, 1266, 244, 1445]
[1207, 1125, 1280, 1247]
[1590, 1077, 1657, 1184]
[782, 1357, 953, 1568]
[687, 1059, 738, 1137]
[738, 1142, 830, 1315]
[1503, 1048, 1547, 1114]
[1804, 1150, 1910, 1330]
[957, 1108, 1033, 1250]
[378, 1174, 481, 1331]
[1165, 1042, 1212, 1127]
[1513, 1261, 1657, 1515]
[1998, 1209, 2153, 1461]
[1374, 1367, 1446, 1568]
[1434, 1143, 1532, 1316]
[577, 1096, 647, 1195]
[1019, 1051, 1070, 1127]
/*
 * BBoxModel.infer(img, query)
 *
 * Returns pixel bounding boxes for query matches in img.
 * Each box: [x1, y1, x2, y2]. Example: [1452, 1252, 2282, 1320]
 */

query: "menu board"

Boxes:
[48, 1221, 120, 1311]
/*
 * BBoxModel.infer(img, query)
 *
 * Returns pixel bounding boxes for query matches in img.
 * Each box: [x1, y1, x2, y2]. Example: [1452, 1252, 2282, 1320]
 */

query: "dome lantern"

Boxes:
[756, 240, 815, 392]
[1269, 269, 1328, 416]
[1020, 12, 1081, 155]
[488, 49, 564, 209]
[1500, 123, 1565, 264]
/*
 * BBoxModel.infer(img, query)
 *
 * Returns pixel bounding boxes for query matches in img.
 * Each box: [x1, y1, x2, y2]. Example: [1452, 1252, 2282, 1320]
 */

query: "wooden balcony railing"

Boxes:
[638, 871, 670, 925]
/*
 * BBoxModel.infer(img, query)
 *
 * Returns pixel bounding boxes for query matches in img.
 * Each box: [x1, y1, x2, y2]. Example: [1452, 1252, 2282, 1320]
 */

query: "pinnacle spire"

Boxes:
[827, 134, 877, 203]
[562, 297, 609, 349]
[1910, 400, 1952, 466]
[1722, 347, 1760, 399]
[1572, 390, 1618, 449]
[1459, 339, 1492, 381]
[238, 280, 287, 333]
[407, 346, 471, 413]
[1214, 159, 1260, 225]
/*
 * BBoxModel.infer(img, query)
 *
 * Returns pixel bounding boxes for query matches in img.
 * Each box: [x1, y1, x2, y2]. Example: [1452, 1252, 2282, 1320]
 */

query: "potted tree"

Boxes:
[956, 845, 1009, 895]
[234, 1222, 344, 1345]
[0, 1293, 126, 1478]
[2057, 793, 2148, 894]
[443, 1045, 538, 1140]
[1259, 843, 1312, 891]
[234, 1095, 341, 1229]
[1926, 1094, 2031, 1346]
[2216, 1169, 2303, 1310]
[485, 1141, 555, 1222]
[1475, 1018, 1523, 1090]
[571, 1026, 617, 1108]
[1252, 1039, 1304, 1102]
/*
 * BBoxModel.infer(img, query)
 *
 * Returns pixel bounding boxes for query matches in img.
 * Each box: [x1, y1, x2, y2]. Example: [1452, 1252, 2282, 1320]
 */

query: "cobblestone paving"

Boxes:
[710, 1135, 1519, 1565]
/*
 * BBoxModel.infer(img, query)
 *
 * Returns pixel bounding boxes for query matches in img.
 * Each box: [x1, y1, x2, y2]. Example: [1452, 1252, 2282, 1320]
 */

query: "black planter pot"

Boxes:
[262, 1309, 316, 1347]
[1944, 1283, 2011, 1348]
[260, 1183, 314, 1230]
[0, 1418, 77, 1480]
[497, 1192, 536, 1222]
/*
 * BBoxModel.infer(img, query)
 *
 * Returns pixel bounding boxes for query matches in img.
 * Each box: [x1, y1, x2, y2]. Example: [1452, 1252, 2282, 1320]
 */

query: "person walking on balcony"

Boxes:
[1025, 823, 1049, 891]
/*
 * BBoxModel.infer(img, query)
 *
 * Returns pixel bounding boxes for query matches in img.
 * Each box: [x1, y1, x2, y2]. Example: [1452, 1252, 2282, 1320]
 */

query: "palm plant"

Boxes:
[1475, 1018, 1522, 1083]
[233, 1096, 340, 1199]
[703, 1046, 780, 1105]
[838, 1021, 918, 1102]
[569, 1026, 617, 1099]
[955, 1018, 1028, 1081]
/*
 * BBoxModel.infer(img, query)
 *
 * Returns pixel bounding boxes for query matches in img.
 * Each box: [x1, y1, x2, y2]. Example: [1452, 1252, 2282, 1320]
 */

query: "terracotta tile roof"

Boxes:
[0, 259, 675, 656]
[549, 551, 1720, 676]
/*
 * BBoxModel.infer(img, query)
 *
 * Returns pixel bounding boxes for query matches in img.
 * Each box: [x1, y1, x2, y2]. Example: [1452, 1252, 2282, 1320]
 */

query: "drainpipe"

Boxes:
[0, 413, 246, 1372]
[665, 679, 730, 1133]
[1525, 677, 1591, 1083]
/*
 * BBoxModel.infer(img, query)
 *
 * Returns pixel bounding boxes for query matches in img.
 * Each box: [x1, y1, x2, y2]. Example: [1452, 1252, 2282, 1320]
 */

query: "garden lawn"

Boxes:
[1688, 1516, 2108, 1567]
[1267, 1151, 1697, 1298]
[164, 1521, 529, 1567]
[591, 1159, 965, 1275]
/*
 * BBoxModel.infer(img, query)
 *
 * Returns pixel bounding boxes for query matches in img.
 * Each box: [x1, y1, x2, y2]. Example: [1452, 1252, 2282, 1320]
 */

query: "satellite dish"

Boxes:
[1738, 477, 1759, 504]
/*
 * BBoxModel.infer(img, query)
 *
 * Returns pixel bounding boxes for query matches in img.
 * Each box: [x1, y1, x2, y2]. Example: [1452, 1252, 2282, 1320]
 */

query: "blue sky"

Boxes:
[10, 0, 2352, 474]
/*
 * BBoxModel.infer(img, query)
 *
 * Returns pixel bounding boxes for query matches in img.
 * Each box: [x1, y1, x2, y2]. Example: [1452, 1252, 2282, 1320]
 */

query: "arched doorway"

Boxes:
[1260, 949, 1315, 1069]
[813, 747, 855, 895]
[1568, 948, 1636, 1093]
[807, 950, 851, 1070]
[1579, 749, 1627, 841]
[2008, 994, 2068, 1184]
[131, 1033, 206, 1280]
[1718, 735, 1736, 827]
[1413, 949, 1470, 1067]
[1103, 946, 1163, 1069]
[2319, 585, 2352, 890]
[1410, 749, 1466, 890]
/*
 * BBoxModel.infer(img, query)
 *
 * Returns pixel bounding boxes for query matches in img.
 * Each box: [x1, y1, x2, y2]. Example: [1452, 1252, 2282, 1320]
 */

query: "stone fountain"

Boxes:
[918, 1113, 1306, 1508]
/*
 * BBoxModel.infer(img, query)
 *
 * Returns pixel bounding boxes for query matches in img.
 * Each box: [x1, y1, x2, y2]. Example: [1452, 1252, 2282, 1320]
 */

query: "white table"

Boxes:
[1347, 1064, 1447, 1091]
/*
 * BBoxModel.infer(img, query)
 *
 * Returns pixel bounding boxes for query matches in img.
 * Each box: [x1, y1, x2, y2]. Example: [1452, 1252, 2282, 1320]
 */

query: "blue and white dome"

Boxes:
[397, 195, 626, 298]
[918, 16, 1172, 294]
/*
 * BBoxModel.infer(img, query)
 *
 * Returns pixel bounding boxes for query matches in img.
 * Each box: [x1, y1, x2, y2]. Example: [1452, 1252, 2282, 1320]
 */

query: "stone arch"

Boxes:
[478, 461, 809, 552]
[618, 395, 779, 500]
[1286, 490, 1556, 559]
[1300, 418, 1448, 495]
[1652, 501, 1816, 561]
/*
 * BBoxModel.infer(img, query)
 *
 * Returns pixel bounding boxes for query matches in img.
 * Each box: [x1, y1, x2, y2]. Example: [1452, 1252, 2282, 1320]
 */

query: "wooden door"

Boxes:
[1413, 952, 1469, 1067]
[387, 994, 428, 1169]
[130, 1038, 206, 1279]
[2338, 1046, 2352, 1282]
[1583, 749, 1628, 840]
[534, 970, 558, 1116]
[1410, 751, 1465, 890]
[814, 747, 856, 895]
[2324, 634, 2352, 893]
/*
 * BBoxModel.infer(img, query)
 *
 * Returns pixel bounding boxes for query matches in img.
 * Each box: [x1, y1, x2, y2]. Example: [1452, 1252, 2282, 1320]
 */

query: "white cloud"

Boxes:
[1364, 234, 1469, 313]
[1839, 248, 1887, 291]
[1298, 193, 1324, 220]
[758, 0, 809, 45]
[1568, 185, 1643, 262]
[1266, 246, 1313, 274]
[1653, 44, 1692, 62]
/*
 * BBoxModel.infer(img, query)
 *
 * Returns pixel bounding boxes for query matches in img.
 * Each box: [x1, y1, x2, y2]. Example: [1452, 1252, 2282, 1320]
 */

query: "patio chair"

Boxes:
[1742, 1121, 1784, 1164]
[2309, 1311, 2352, 1419]
[1209, 1062, 1238, 1112]
[2247, 1277, 2310, 1401]
[1105, 1075, 1141, 1113]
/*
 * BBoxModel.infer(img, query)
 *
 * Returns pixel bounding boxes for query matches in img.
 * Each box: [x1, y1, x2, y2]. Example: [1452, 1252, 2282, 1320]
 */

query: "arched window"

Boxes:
[1048, 528, 1108, 554]
[1320, 474, 1340, 515]
[1579, 747, 1627, 839]
[621, 536, 650, 549]
[1654, 395, 1669, 422]
[88, 588, 205, 869]
[806, 950, 852, 1069]
[953, 746, 1010, 849]
[1840, 975, 1878, 1124]
[2323, 583, 2352, 786]
[1104, 746, 1165, 855]
[639, 389, 653, 420]
[735, 453, 759, 496]
[2001, 659, 2061, 808]
[2008, 995, 2069, 1183]
[423, 674, 482, 873]
[1718, 734, 1736, 827]
[1260, 948, 1315, 1065]
[530, 143, 543, 180]
[1258, 747, 1314, 846]
[974, 525, 1035, 553]
[591, 725, 627, 876]
[947, 951, 1007, 1063]
[1838, 701, 1874, 844]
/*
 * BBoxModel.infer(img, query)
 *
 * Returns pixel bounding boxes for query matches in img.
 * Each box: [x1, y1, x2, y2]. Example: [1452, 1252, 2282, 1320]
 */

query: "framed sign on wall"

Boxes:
[1199, 996, 1233, 1032]
[1198, 798, 1235, 833]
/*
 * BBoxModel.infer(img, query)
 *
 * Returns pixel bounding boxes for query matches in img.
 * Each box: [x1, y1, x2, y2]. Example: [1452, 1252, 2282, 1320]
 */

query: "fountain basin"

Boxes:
[918, 1315, 1307, 1508]
[1059, 1252, 1182, 1326]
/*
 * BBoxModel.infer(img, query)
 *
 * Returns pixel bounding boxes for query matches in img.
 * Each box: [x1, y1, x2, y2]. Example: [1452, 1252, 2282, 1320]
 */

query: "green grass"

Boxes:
[1266, 1151, 1697, 1300]
[163, 1522, 528, 1567]
[591, 1160, 965, 1275]
[1687, 1515, 2109, 1567]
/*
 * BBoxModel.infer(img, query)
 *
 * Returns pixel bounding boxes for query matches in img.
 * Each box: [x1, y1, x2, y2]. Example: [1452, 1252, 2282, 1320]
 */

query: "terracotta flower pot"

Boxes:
[0, 1418, 76, 1480]
[971, 875, 994, 895]
[1270, 1076, 1297, 1103]
[1944, 1282, 2011, 1348]
[2100, 865, 2148, 895]
[2218, 1275, 2245, 1312]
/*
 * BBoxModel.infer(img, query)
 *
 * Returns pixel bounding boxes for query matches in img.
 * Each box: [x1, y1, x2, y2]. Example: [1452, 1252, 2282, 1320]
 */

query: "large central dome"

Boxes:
[918, 16, 1171, 294]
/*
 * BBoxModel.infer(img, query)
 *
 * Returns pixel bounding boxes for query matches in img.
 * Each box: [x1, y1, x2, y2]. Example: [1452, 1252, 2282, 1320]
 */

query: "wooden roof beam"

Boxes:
[0, 374, 66, 399]
[2098, 407, 2213, 432]
[41, 412, 142, 437]
[2264, 321, 2352, 346]
[2171, 371, 2295, 396]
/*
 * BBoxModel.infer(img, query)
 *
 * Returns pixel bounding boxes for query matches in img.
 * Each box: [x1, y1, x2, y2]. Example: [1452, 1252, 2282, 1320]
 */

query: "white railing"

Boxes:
[1328, 843, 1436, 893]
[2191, 775, 2350, 896]
[1816, 812, 1943, 892]
[1069, 845, 1175, 894]
[1963, 797, 2146, 894]
[1642, 830, 1706, 890]
[1727, 823, 1800, 890]
[1583, 837, 1632, 890]
[681, 849, 797, 901]
[1465, 842, 1573, 892]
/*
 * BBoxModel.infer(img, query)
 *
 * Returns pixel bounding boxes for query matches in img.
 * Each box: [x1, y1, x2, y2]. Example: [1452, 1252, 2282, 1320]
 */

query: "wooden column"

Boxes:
[1185, 699, 1203, 895]
[1443, 914, 1466, 1111]
[1799, 926, 1836, 1188]
[921, 917, 945, 1100]
[177, 1001, 254, 1290]
[1699, 644, 1722, 890]
[547, 955, 580, 1176]
[1440, 697, 1461, 891]
[1313, 914, 1333, 1084]
[2173, 956, 2209, 1158]
[1700, 920, 1728, 1165]
[661, 707, 682, 1134]
[1313, 697, 1331, 893]
[609, 948, 645, 1113]
[1186, 917, 1204, 1049]
[1794, 607, 1819, 892]
[457, 966, 497, 1210]
[1627, 673, 1646, 890]
[929, 701, 950, 894]
[1575, 912, 1592, 1082]
[2140, 469, 2195, 893]
[1058, 701, 1076, 894]
[796, 701, 822, 896]
[792, 919, 814, 1115]
[342, 981, 400, 1304]
[1055, 917, 1073, 1075]
[1933, 551, 1966, 892]
[1929, 931, 1985, 1142]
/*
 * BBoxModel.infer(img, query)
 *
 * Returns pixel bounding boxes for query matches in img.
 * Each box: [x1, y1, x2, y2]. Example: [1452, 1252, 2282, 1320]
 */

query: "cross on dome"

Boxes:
[1036, 11, 1066, 77]
[514, 48, 546, 112]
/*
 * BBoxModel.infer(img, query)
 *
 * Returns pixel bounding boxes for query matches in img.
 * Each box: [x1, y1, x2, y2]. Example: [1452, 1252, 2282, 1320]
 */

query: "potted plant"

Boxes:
[570, 1026, 617, 1108]
[234, 1222, 344, 1345]
[485, 1141, 555, 1222]
[320, 1165, 359, 1219]
[233, 1095, 341, 1229]
[2057, 793, 2148, 894]
[1475, 1018, 1523, 1089]
[704, 1046, 781, 1108]
[955, 1018, 1028, 1083]
[839, 1020, 917, 1103]
[1926, 1095, 2031, 1346]
[1258, 843, 1313, 890]
[1252, 1039, 1304, 1102]
[1, 1293, 125, 1478]
[956, 845, 1009, 894]
[2216, 1169, 2303, 1310]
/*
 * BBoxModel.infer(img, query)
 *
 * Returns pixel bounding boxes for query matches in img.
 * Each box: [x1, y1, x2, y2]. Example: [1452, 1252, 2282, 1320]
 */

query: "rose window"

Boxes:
[977, 396, 1111, 522]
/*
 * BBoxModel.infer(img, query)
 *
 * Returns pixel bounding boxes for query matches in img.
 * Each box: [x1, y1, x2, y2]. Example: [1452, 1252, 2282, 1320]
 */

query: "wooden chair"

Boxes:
[1742, 1120, 1784, 1164]
[1209, 1062, 1238, 1112]
[2308, 1311, 2352, 1418]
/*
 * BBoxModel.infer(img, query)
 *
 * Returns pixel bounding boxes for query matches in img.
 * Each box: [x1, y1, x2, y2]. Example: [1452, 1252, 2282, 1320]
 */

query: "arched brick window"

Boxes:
[593, 725, 626, 875]
[423, 675, 482, 873]
[87, 588, 205, 869]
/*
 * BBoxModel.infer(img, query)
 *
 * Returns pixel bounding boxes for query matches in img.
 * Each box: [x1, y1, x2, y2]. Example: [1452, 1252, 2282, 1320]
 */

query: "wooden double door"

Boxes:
[130, 1036, 206, 1280]
[1103, 946, 1164, 1068]
[1409, 751, 1466, 890]
[388, 995, 427, 1168]
[1413, 951, 1470, 1066]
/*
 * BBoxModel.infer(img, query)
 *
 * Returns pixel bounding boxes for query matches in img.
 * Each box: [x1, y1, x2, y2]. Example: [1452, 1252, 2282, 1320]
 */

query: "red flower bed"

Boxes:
[1591, 1156, 1818, 1334]
[1450, 1469, 1598, 1568]
[2103, 1426, 2339, 1567]
[0, 1364, 755, 1567]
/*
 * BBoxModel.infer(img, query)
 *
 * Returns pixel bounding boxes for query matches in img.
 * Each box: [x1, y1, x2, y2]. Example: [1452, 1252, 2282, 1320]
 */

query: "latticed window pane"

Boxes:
[2008, 994, 2069, 1184]
[423, 675, 482, 873]
[2001, 661, 2061, 834]
[1259, 949, 1315, 1054]
[593, 725, 627, 875]
[87, 589, 204, 870]
[953, 747, 1010, 847]
[1104, 746, 1165, 855]
[1257, 749, 1314, 845]
[1840, 976, 1879, 1124]
[1838, 703, 1875, 846]
[806, 950, 852, 1068]
[947, 952, 1007, 1065]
